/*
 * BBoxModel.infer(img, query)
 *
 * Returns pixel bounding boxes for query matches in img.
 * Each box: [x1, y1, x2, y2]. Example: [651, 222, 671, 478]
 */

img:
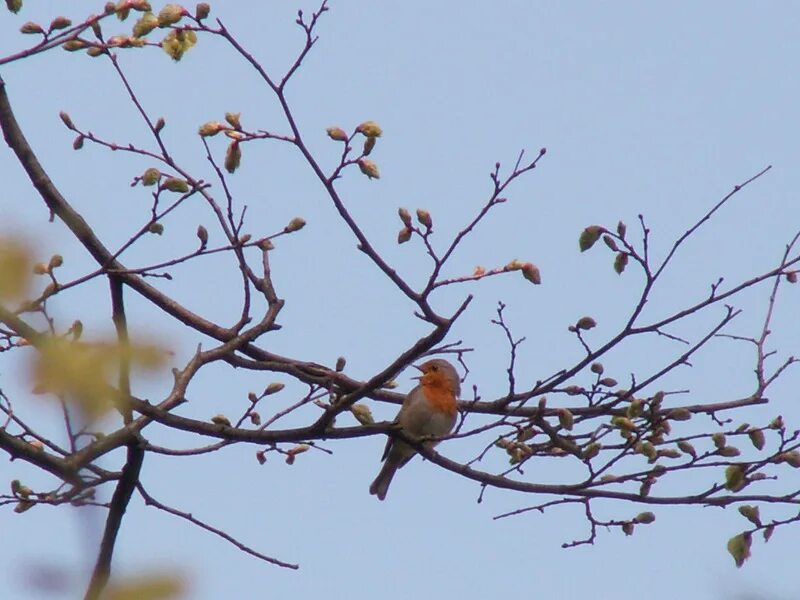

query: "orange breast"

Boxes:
[421, 377, 458, 417]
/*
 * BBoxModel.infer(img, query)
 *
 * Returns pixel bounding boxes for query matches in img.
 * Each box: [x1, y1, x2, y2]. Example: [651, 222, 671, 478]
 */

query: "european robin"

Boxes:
[369, 358, 460, 500]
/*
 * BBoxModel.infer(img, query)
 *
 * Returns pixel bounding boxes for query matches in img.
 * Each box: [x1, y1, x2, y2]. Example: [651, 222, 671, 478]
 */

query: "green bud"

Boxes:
[132, 12, 159, 37]
[264, 382, 284, 395]
[748, 428, 765, 451]
[358, 158, 380, 179]
[416, 209, 432, 229]
[158, 4, 184, 27]
[211, 414, 231, 427]
[355, 120, 382, 138]
[557, 408, 574, 431]
[161, 177, 189, 193]
[141, 167, 160, 186]
[326, 126, 348, 141]
[284, 217, 306, 233]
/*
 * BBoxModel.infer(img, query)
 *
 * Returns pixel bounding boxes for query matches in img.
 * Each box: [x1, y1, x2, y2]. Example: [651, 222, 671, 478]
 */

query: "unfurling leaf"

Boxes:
[621, 522, 634, 536]
[285, 444, 310, 465]
[224, 141, 241, 173]
[357, 158, 379, 179]
[763, 525, 775, 542]
[521, 262, 541, 284]
[614, 252, 628, 274]
[147, 223, 164, 235]
[5, 0, 22, 14]
[724, 464, 746, 492]
[355, 120, 382, 138]
[557, 408, 574, 431]
[748, 428, 765, 450]
[727, 532, 752, 568]
[350, 403, 374, 425]
[738, 505, 761, 527]
[363, 136, 376, 155]
[198, 121, 226, 137]
[132, 12, 159, 37]
[161, 28, 196, 61]
[578, 225, 604, 252]
[158, 4, 185, 27]
[582, 443, 601, 460]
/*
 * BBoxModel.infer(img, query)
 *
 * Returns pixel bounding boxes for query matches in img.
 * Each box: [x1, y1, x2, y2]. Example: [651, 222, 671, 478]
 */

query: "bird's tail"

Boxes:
[369, 460, 398, 501]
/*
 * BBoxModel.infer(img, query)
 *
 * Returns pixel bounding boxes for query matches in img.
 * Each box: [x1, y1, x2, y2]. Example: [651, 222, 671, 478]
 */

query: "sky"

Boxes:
[1, 1, 799, 599]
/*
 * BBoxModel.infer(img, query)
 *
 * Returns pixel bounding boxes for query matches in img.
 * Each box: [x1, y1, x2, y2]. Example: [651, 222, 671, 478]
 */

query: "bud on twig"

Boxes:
[326, 127, 348, 141]
[358, 159, 380, 179]
[284, 218, 306, 233]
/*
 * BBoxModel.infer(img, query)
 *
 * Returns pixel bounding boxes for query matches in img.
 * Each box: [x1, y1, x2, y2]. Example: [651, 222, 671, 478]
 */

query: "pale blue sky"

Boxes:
[1, 2, 799, 599]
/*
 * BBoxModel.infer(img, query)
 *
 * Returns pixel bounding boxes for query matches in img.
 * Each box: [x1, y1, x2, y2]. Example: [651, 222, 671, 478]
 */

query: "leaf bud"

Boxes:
[415, 209, 432, 229]
[158, 4, 184, 27]
[326, 126, 348, 141]
[195, 3, 211, 19]
[397, 227, 412, 244]
[141, 167, 160, 186]
[358, 158, 380, 179]
[284, 217, 306, 233]
[521, 262, 541, 284]
[355, 120, 382, 138]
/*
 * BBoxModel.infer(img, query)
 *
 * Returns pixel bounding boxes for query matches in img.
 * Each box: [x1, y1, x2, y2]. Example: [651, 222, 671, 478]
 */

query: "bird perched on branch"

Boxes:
[369, 358, 460, 500]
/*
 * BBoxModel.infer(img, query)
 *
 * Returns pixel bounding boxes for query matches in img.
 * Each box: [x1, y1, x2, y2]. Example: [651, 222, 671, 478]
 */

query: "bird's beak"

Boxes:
[411, 364, 424, 379]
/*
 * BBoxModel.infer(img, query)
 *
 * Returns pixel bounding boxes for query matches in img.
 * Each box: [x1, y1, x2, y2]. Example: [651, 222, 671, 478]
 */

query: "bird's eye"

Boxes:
[431, 364, 438, 371]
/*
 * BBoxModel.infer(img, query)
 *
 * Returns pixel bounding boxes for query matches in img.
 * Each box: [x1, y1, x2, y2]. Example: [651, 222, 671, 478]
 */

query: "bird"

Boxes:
[369, 358, 460, 501]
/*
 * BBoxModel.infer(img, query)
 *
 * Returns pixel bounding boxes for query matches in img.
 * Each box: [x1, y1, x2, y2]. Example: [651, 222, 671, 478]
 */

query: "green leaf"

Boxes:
[726, 532, 752, 568]
[579, 226, 604, 252]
